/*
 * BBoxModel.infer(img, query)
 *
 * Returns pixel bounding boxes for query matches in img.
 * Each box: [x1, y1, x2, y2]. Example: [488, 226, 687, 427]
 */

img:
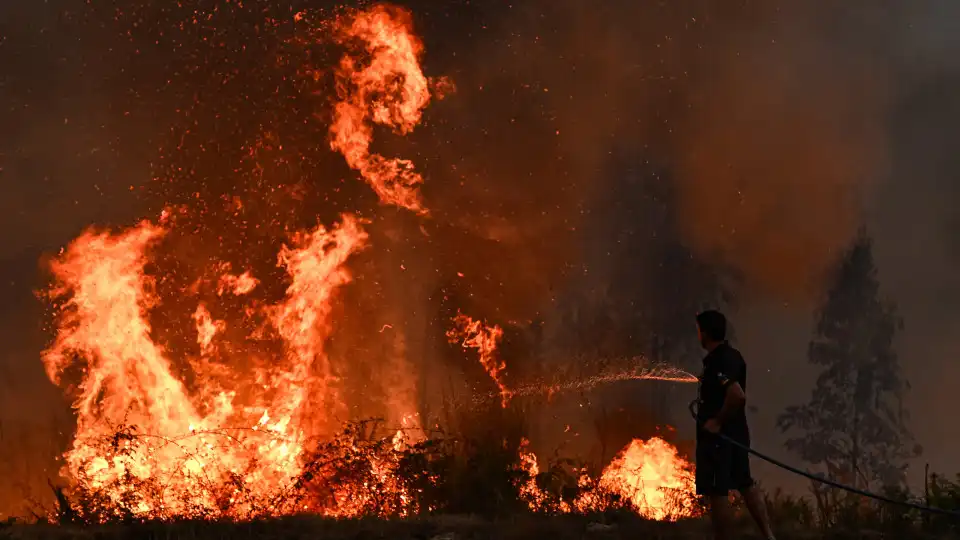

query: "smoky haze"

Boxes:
[0, 0, 958, 516]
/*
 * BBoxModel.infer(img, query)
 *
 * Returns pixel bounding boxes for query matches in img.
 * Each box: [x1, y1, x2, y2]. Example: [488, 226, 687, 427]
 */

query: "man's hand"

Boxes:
[703, 418, 722, 434]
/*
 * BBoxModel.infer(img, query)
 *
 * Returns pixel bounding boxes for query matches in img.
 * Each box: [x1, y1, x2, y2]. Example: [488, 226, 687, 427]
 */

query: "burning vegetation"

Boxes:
[36, 3, 699, 525]
[41, 205, 698, 523]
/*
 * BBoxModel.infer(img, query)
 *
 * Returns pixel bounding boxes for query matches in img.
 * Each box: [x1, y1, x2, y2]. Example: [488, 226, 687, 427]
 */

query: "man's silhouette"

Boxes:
[695, 310, 775, 540]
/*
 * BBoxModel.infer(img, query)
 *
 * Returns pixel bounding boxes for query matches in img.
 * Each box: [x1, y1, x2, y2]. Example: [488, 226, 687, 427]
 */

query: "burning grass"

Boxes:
[36, 418, 697, 524]
[24, 412, 959, 539]
[36, 202, 702, 524]
[11, 412, 960, 538]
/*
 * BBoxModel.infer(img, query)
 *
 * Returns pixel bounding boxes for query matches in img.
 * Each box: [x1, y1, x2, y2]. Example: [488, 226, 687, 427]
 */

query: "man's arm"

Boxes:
[715, 381, 746, 424]
[702, 382, 746, 433]
[703, 353, 747, 433]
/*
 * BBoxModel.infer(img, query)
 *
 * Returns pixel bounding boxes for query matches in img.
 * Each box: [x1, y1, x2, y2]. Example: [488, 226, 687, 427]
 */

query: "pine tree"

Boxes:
[777, 228, 920, 489]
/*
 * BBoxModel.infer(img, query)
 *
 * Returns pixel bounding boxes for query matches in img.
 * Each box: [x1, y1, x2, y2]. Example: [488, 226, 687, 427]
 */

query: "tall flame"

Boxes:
[42, 215, 368, 518]
[43, 222, 199, 439]
[271, 214, 369, 439]
[39, 3, 441, 519]
[329, 4, 447, 214]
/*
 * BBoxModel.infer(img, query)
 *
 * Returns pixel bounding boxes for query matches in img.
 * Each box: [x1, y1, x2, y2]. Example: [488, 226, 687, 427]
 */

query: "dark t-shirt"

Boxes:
[697, 342, 750, 443]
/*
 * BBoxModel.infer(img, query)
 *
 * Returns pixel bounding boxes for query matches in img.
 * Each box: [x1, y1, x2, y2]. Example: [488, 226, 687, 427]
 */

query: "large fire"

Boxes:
[43, 216, 369, 518]
[39, 3, 698, 523]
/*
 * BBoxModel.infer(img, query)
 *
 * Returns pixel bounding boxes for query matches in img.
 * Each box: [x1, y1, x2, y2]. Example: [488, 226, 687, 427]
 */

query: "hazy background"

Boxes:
[1, 0, 959, 516]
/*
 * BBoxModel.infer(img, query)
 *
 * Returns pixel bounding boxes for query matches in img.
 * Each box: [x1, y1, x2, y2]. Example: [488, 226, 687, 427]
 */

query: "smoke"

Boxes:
[868, 1, 960, 479]
[412, 1, 899, 312]
[670, 3, 890, 300]
[406, 0, 960, 474]
[383, 0, 960, 492]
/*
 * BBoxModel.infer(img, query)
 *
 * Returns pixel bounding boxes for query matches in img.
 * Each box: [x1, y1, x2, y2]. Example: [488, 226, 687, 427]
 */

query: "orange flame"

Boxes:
[597, 437, 697, 520]
[40, 3, 443, 519]
[517, 437, 697, 520]
[446, 313, 512, 408]
[329, 4, 448, 214]
[43, 222, 198, 436]
[217, 269, 259, 296]
[193, 303, 225, 356]
[517, 438, 565, 512]
[42, 214, 369, 519]
[271, 214, 369, 440]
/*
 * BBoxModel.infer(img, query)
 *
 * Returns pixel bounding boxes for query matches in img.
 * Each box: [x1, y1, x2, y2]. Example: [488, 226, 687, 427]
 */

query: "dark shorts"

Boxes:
[695, 433, 755, 496]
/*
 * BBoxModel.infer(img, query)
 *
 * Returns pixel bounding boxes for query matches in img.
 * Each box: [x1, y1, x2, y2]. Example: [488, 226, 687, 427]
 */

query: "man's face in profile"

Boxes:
[697, 325, 706, 349]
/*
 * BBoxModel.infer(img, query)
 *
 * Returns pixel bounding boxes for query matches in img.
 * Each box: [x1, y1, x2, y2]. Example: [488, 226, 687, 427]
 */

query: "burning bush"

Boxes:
[516, 436, 697, 521]
[45, 417, 699, 525]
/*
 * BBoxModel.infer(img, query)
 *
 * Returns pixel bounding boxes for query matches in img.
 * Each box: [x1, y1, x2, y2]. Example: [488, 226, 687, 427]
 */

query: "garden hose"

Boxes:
[687, 399, 960, 519]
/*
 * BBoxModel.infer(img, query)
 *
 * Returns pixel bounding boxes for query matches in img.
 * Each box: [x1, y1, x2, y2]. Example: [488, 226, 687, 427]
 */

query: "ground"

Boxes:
[1, 515, 956, 540]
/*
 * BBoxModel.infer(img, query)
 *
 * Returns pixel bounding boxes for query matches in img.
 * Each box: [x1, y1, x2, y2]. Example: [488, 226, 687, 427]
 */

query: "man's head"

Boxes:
[696, 310, 727, 349]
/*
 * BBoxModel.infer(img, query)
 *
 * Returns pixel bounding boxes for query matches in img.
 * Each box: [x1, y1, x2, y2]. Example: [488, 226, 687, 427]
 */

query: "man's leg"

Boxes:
[697, 436, 736, 540]
[740, 486, 775, 540]
[708, 494, 735, 540]
[731, 445, 775, 540]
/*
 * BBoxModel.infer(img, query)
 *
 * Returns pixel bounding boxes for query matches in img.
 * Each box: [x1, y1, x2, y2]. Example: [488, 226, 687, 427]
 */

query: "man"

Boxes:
[695, 310, 775, 540]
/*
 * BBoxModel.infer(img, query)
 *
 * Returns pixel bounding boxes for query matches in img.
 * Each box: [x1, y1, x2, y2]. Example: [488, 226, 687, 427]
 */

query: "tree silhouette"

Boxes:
[546, 155, 735, 436]
[777, 228, 920, 489]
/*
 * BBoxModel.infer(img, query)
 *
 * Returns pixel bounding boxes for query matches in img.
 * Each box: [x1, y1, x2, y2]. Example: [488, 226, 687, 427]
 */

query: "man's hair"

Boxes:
[696, 310, 727, 342]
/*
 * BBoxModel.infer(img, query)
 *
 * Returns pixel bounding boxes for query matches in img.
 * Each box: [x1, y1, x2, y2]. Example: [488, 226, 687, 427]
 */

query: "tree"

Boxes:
[596, 157, 736, 426]
[777, 228, 920, 490]
[544, 153, 736, 442]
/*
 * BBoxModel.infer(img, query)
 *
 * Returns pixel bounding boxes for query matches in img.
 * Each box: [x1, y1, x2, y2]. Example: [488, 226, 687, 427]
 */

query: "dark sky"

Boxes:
[2, 0, 960, 515]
